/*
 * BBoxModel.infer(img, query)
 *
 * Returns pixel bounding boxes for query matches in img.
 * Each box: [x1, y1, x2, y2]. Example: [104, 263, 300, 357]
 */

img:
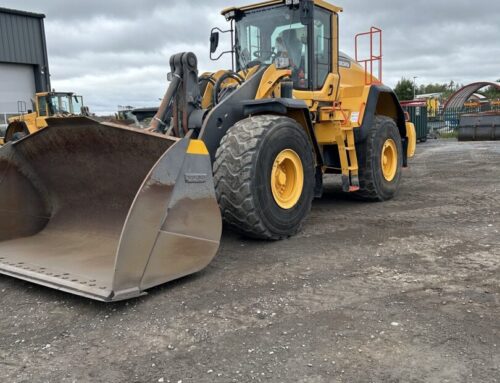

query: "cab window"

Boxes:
[72, 96, 83, 114]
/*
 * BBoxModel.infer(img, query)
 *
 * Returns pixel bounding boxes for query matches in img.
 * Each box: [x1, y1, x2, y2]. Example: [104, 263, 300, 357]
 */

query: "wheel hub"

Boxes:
[271, 149, 304, 209]
[277, 169, 287, 186]
[381, 139, 397, 182]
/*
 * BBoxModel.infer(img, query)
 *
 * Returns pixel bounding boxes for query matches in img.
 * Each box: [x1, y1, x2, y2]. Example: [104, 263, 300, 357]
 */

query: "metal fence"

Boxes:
[429, 103, 498, 137]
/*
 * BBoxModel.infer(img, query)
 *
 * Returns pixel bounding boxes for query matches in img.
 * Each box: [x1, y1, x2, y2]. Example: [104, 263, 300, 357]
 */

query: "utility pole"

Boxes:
[413, 76, 418, 100]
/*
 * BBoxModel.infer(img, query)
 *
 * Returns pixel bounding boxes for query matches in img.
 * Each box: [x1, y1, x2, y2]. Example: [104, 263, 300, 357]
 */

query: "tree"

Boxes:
[421, 83, 448, 94]
[394, 78, 499, 101]
[481, 80, 500, 100]
[394, 78, 416, 101]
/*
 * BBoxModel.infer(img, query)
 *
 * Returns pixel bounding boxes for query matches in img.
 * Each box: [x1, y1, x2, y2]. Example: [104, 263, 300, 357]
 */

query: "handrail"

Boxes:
[355, 27, 383, 85]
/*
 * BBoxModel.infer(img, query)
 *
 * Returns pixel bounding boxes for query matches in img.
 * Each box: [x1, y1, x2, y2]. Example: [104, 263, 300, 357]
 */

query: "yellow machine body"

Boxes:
[209, 0, 416, 187]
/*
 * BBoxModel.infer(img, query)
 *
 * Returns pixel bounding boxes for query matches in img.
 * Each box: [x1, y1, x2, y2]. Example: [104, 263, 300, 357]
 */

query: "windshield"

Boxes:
[235, 5, 309, 88]
[48, 95, 71, 115]
[47, 94, 82, 115]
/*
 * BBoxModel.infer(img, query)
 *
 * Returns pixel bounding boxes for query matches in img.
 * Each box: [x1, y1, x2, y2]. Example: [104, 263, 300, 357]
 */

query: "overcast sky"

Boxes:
[1, 0, 499, 114]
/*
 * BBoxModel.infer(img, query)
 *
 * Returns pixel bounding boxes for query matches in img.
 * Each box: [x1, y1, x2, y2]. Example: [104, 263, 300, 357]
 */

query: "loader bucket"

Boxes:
[458, 112, 500, 141]
[0, 117, 222, 301]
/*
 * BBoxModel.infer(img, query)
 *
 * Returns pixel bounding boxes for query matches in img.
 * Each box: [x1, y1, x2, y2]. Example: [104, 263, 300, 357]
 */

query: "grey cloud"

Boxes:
[1, 0, 498, 113]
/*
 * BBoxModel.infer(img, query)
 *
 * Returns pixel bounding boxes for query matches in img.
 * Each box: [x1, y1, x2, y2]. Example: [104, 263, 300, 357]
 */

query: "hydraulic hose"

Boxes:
[212, 71, 244, 106]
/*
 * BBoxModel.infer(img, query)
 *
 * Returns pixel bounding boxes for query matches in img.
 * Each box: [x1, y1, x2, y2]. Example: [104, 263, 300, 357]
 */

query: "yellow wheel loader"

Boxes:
[2, 91, 87, 143]
[0, 0, 416, 301]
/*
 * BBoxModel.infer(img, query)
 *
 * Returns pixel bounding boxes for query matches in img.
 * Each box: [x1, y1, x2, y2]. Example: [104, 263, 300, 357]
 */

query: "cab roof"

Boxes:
[222, 0, 342, 16]
[36, 92, 75, 96]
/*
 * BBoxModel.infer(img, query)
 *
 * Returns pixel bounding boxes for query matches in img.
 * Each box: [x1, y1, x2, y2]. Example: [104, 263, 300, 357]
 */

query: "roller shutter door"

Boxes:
[0, 63, 36, 117]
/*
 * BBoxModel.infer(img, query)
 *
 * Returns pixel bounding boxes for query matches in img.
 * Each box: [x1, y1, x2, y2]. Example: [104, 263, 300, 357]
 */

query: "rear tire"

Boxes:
[214, 115, 315, 240]
[355, 115, 403, 201]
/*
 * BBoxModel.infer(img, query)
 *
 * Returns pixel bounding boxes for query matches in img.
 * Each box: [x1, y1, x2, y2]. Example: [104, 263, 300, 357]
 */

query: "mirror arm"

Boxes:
[209, 25, 235, 70]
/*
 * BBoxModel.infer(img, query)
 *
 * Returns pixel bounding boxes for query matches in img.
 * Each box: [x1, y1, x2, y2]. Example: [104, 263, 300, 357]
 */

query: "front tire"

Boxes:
[356, 116, 403, 201]
[214, 115, 315, 240]
[5, 121, 29, 143]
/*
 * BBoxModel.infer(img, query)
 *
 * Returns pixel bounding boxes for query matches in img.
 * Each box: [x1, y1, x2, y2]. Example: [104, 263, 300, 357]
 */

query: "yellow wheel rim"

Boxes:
[381, 139, 398, 182]
[271, 149, 304, 209]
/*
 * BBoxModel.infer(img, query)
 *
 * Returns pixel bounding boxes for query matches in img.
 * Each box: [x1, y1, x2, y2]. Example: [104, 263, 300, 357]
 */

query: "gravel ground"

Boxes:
[0, 139, 499, 383]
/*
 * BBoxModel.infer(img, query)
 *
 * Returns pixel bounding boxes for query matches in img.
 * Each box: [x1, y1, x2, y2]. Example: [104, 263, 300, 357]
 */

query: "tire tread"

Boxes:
[214, 115, 312, 240]
[356, 115, 401, 201]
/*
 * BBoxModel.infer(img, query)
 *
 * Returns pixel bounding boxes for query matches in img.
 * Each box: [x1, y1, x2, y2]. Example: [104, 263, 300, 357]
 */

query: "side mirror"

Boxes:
[210, 31, 220, 54]
[209, 27, 233, 62]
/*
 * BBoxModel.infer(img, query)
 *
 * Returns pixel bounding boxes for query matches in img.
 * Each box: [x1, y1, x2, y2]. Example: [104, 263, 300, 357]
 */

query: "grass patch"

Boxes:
[438, 131, 458, 139]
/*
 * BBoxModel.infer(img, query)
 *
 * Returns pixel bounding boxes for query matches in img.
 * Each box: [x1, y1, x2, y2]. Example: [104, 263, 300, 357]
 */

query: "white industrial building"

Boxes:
[0, 7, 51, 130]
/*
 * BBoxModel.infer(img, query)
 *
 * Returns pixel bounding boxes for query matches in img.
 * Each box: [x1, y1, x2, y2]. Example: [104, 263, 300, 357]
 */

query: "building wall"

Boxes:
[0, 7, 50, 128]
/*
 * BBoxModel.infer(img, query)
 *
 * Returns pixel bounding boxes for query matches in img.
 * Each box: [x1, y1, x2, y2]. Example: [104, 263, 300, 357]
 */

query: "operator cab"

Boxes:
[217, 0, 341, 91]
[36, 92, 85, 117]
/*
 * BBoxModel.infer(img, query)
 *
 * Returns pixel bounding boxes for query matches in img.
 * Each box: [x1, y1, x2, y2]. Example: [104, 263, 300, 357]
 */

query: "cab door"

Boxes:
[35, 95, 50, 130]
[293, 5, 340, 107]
